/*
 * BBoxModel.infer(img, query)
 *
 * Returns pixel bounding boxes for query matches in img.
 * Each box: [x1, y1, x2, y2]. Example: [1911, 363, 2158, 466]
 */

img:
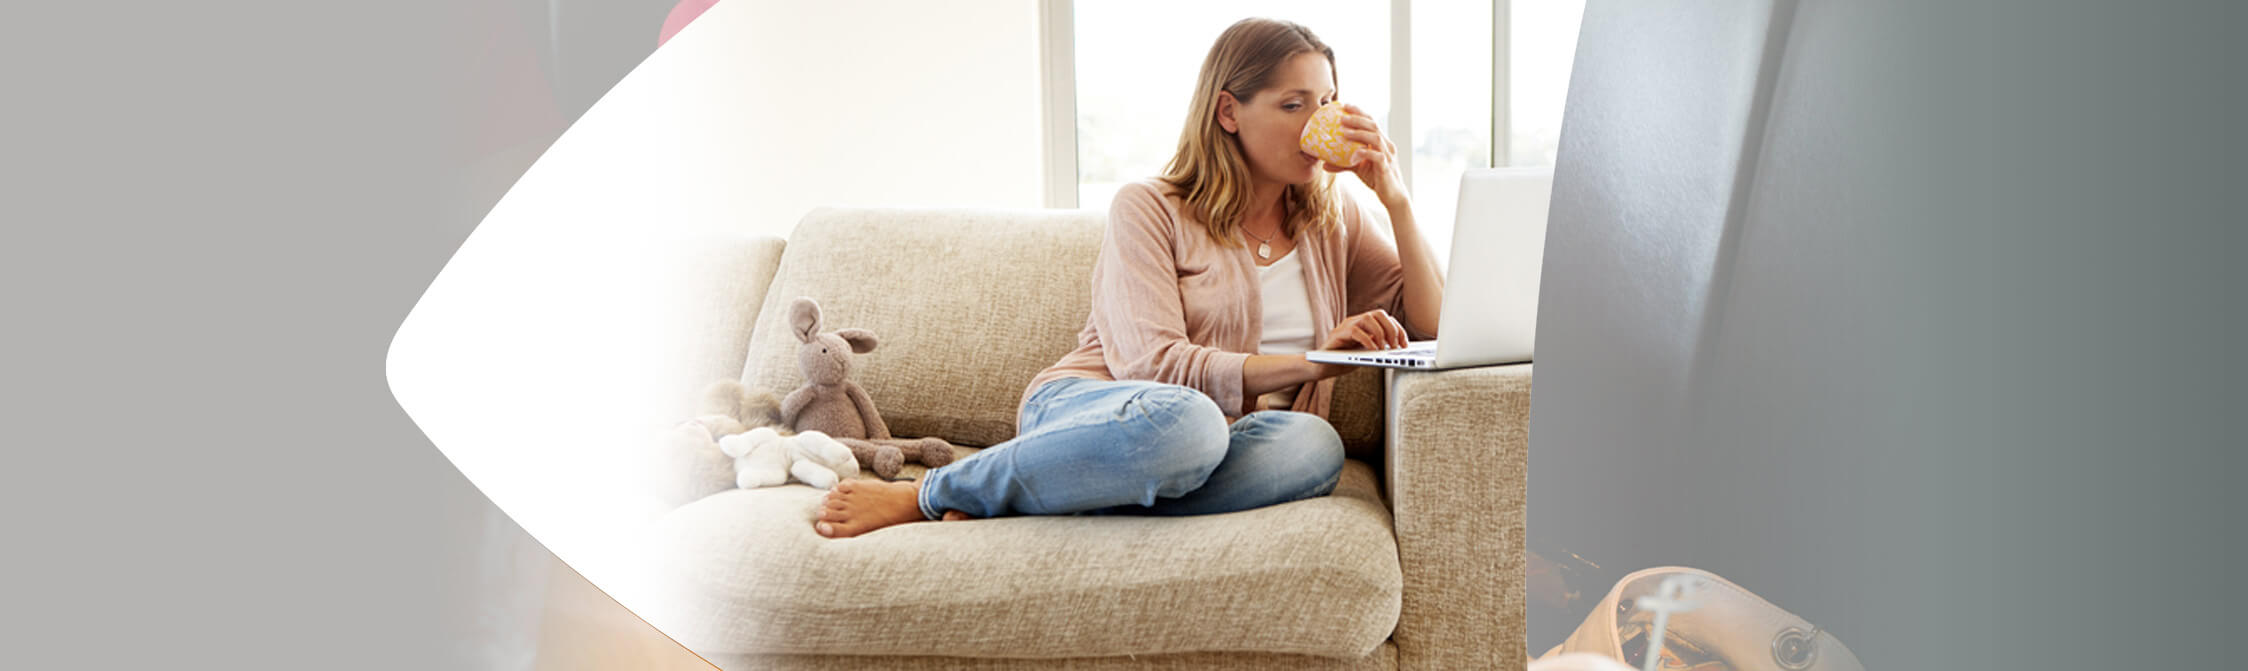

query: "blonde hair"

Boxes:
[1159, 18, 1344, 248]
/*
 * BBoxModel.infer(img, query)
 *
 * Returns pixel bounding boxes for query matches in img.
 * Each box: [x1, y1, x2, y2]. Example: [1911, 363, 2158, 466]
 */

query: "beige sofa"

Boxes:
[640, 207, 1531, 669]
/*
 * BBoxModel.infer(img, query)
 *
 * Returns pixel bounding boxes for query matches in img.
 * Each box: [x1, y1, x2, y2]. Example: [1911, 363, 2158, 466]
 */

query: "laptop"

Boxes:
[1305, 167, 1550, 370]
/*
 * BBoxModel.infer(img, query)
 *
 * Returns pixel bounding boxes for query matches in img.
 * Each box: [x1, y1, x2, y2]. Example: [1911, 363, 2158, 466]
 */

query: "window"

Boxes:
[1507, 0, 1587, 168]
[1408, 0, 1493, 267]
[1065, 0, 1584, 263]
[1072, 1, 1389, 215]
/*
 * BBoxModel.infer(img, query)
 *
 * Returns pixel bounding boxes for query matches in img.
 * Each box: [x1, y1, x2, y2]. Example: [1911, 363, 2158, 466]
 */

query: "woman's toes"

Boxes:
[815, 521, 836, 537]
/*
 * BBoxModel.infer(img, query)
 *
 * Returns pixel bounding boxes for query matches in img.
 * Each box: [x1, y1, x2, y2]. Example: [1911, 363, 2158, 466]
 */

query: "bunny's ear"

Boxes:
[836, 328, 878, 354]
[788, 297, 821, 343]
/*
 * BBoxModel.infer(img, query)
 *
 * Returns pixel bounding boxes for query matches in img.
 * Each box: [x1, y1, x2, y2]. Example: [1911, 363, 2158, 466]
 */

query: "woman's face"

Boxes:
[1220, 52, 1337, 188]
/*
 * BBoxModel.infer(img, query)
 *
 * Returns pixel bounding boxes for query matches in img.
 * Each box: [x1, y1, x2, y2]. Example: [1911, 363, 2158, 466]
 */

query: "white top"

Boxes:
[1254, 247, 1316, 412]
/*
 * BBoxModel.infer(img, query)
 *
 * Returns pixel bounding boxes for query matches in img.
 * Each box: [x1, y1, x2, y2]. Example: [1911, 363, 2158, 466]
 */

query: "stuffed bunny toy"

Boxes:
[778, 296, 955, 480]
[719, 426, 859, 489]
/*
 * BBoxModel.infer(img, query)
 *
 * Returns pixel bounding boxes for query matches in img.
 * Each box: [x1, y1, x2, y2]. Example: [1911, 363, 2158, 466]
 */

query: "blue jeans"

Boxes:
[917, 377, 1346, 520]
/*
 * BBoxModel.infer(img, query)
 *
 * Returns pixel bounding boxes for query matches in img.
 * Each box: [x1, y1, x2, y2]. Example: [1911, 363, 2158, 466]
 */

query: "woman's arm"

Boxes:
[1376, 193, 1445, 337]
[1334, 104, 1445, 338]
[1240, 308, 1413, 415]
[1240, 353, 1327, 414]
[1344, 195, 1446, 341]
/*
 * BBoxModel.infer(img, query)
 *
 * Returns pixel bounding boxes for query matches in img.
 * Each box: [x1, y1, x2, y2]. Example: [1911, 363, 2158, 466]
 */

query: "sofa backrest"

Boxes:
[738, 207, 1102, 447]
[737, 207, 1387, 459]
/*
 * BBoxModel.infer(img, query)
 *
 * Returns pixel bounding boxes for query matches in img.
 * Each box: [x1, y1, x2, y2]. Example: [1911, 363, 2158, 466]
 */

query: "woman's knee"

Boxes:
[1240, 411, 1345, 486]
[1123, 384, 1225, 428]
[1124, 385, 1229, 473]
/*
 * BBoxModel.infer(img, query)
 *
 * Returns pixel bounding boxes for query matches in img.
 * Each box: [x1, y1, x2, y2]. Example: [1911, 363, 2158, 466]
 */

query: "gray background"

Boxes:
[5, 0, 675, 668]
[1, 1, 2238, 669]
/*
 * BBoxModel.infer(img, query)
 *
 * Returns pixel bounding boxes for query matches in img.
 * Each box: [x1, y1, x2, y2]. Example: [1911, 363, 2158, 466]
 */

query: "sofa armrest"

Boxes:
[1385, 363, 1531, 669]
[632, 234, 788, 517]
[656, 233, 788, 419]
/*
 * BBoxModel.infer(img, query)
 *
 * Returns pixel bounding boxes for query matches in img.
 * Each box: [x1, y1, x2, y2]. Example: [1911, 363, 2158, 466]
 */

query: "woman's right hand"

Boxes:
[1309, 309, 1410, 379]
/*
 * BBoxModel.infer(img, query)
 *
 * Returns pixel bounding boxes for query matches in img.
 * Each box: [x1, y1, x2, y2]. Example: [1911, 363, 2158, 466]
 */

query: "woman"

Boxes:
[816, 17, 1444, 538]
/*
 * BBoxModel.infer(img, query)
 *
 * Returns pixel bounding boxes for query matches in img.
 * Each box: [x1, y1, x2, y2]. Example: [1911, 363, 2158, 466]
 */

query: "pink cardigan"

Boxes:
[1020, 178, 1433, 426]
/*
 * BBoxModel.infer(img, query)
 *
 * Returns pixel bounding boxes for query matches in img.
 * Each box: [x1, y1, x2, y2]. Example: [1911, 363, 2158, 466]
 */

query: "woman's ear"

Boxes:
[1216, 89, 1240, 135]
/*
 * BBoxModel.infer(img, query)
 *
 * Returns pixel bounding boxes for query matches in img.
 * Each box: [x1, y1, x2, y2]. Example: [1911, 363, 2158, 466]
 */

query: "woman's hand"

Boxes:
[1324, 103, 1409, 207]
[1308, 309, 1411, 379]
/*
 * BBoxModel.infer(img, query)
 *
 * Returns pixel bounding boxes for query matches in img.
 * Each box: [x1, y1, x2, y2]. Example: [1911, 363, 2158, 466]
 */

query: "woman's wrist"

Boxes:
[1376, 182, 1412, 212]
[1245, 353, 1336, 402]
[1300, 352, 1345, 381]
[1375, 191, 1411, 217]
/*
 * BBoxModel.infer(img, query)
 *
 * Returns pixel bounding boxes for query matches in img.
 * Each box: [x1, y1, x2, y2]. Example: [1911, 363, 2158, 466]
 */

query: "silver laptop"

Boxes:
[1305, 167, 1550, 370]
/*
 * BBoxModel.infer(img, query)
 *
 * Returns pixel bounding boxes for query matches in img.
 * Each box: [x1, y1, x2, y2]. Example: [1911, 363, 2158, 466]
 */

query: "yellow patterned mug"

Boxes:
[1299, 101, 1367, 168]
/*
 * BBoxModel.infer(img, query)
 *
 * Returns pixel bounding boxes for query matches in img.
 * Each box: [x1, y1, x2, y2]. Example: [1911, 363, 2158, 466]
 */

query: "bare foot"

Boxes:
[815, 479, 928, 538]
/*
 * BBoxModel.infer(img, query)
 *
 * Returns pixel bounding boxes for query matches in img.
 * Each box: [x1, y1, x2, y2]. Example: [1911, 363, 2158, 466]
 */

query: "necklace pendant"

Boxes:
[1258, 242, 1272, 259]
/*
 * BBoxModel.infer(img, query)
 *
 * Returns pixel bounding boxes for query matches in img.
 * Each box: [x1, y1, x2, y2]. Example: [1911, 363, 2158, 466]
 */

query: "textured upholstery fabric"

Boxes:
[705, 643, 1397, 671]
[1384, 364, 1532, 669]
[1327, 364, 1387, 466]
[738, 208, 1105, 447]
[666, 234, 788, 417]
[642, 459, 1401, 660]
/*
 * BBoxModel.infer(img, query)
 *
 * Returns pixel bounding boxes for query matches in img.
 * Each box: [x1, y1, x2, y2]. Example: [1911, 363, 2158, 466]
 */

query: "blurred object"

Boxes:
[1526, 549, 1577, 611]
[1540, 567, 1862, 671]
[1630, 574, 1707, 671]
[459, 1, 565, 163]
[1528, 544, 1620, 650]
[1622, 628, 1726, 671]
[658, 0, 722, 47]
[1528, 547, 1609, 609]
[1534, 652, 1639, 671]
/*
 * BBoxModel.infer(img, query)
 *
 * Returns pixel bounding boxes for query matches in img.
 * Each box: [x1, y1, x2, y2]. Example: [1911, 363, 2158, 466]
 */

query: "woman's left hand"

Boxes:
[1325, 103, 1408, 206]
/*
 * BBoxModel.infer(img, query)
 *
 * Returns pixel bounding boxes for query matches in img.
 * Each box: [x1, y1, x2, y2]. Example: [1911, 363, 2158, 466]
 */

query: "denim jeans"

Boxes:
[917, 377, 1346, 520]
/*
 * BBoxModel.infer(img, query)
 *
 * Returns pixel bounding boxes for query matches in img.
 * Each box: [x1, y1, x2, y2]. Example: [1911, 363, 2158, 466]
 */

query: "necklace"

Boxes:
[1243, 223, 1283, 260]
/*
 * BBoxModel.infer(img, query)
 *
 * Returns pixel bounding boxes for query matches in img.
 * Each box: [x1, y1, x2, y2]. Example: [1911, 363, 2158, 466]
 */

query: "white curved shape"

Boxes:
[385, 0, 1040, 632]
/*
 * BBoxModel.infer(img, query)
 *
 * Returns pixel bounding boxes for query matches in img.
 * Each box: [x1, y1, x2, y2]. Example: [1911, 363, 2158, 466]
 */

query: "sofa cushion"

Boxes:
[737, 207, 1390, 460]
[640, 458, 1403, 660]
[740, 207, 1106, 447]
[702, 645, 1398, 670]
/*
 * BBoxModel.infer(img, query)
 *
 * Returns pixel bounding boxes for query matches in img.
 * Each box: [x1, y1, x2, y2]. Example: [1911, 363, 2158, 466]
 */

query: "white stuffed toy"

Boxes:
[718, 426, 860, 489]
